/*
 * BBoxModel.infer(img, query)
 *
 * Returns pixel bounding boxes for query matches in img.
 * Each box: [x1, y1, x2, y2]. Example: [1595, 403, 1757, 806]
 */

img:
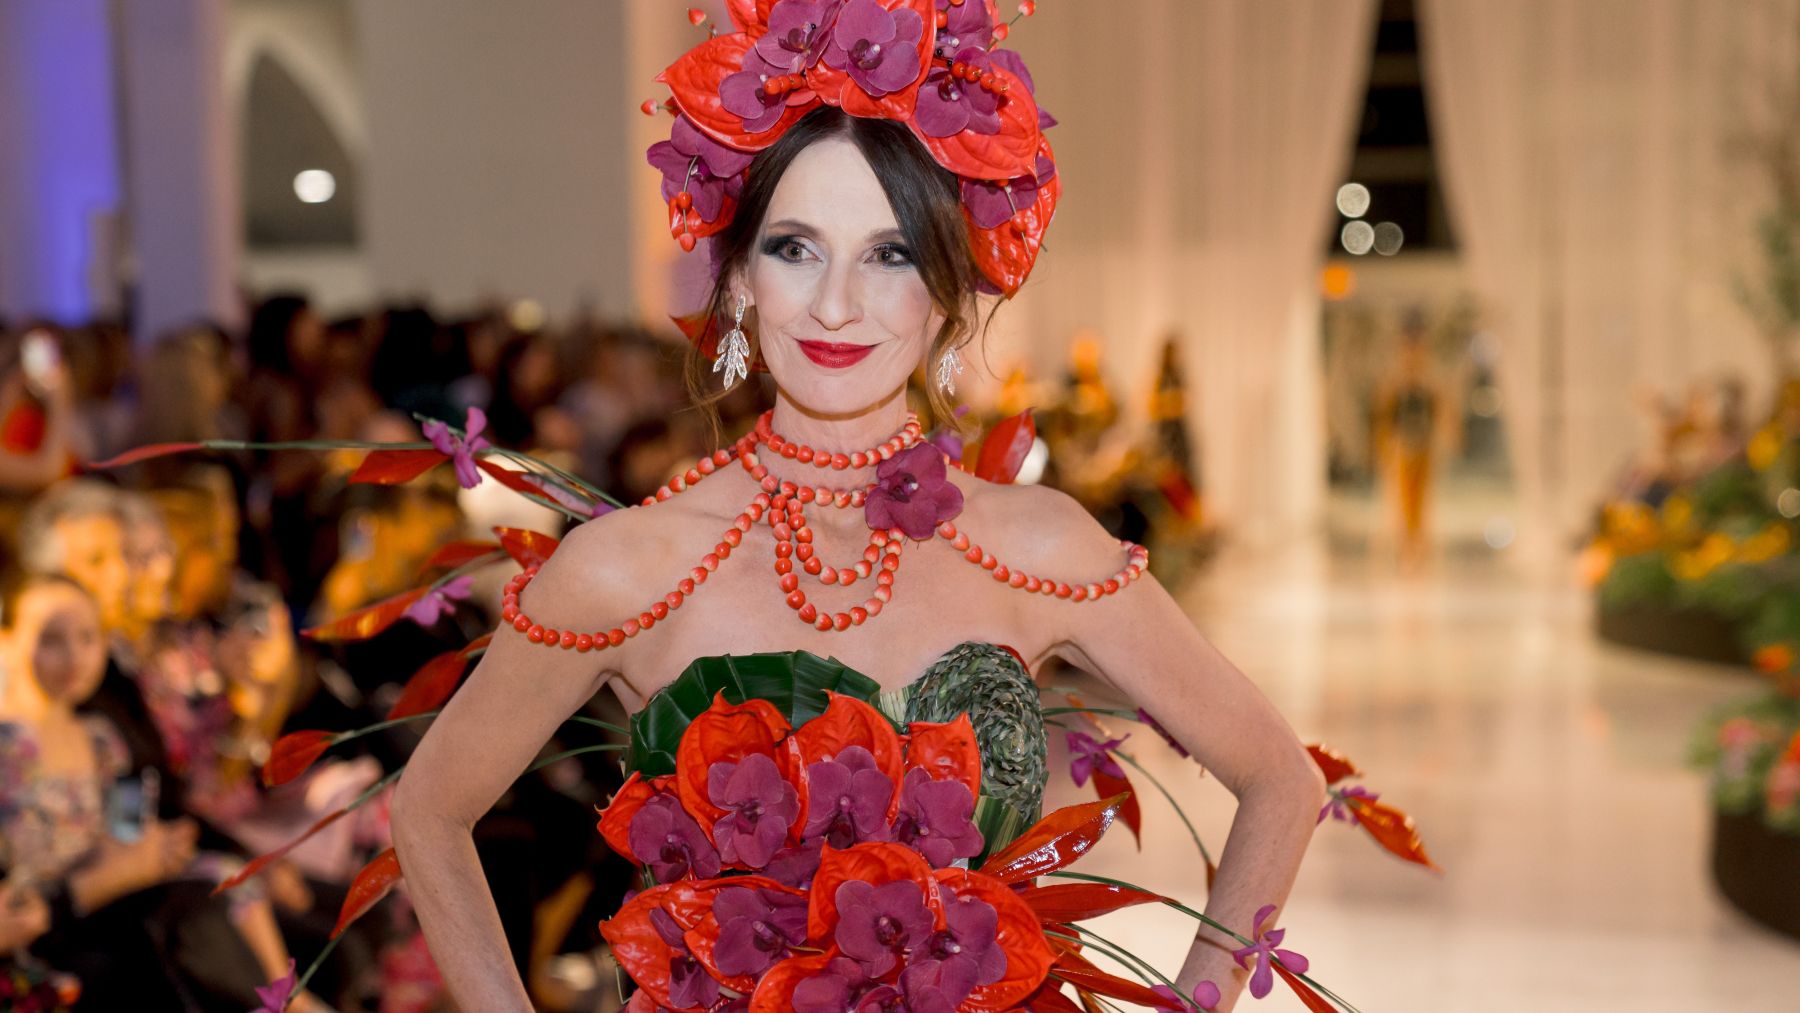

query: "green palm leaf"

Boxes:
[625, 651, 884, 776]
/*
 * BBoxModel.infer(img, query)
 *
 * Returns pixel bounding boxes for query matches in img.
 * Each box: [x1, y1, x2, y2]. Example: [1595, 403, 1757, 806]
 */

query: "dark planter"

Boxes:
[1595, 603, 1748, 666]
[1710, 808, 1800, 941]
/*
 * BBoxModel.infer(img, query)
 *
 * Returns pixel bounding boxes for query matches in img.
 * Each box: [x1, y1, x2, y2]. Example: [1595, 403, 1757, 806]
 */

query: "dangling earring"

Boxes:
[714, 294, 750, 390]
[935, 344, 965, 395]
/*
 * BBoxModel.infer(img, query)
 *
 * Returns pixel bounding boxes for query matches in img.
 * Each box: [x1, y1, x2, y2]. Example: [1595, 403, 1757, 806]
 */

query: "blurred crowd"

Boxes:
[0, 296, 747, 1012]
[0, 295, 1210, 1012]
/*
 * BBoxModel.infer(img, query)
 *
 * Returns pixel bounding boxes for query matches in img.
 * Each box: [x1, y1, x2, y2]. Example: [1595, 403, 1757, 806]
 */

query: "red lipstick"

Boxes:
[797, 340, 876, 368]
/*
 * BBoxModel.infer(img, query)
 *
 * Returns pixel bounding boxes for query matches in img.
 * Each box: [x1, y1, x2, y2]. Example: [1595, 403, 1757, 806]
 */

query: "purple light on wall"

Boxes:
[0, 0, 123, 323]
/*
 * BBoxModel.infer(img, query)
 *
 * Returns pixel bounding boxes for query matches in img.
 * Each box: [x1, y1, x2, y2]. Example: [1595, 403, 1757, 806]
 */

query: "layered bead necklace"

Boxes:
[500, 411, 1148, 651]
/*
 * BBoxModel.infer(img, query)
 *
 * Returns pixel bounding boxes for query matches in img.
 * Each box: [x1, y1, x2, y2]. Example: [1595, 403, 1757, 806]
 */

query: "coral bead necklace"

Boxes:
[500, 410, 1147, 651]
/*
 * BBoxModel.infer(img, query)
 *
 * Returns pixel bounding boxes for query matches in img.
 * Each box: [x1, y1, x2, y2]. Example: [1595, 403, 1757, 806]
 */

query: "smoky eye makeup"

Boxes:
[760, 234, 813, 263]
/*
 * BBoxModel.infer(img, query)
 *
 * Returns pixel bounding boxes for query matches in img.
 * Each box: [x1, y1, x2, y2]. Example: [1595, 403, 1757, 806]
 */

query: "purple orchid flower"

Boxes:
[720, 50, 796, 133]
[864, 444, 964, 541]
[651, 907, 723, 1009]
[825, 0, 927, 97]
[403, 574, 474, 627]
[923, 406, 971, 460]
[986, 47, 1056, 129]
[925, 883, 1007, 986]
[711, 885, 810, 977]
[764, 842, 824, 888]
[707, 752, 802, 868]
[792, 956, 896, 1013]
[422, 407, 491, 489]
[755, 0, 840, 73]
[1150, 980, 1223, 1012]
[628, 794, 723, 883]
[934, 0, 994, 59]
[253, 958, 297, 1012]
[898, 956, 981, 1013]
[1065, 729, 1128, 788]
[646, 115, 754, 223]
[804, 746, 895, 848]
[913, 46, 1003, 138]
[1230, 904, 1309, 1000]
[1318, 785, 1378, 826]
[832, 878, 935, 977]
[893, 768, 983, 868]
[960, 148, 1056, 229]
[1135, 707, 1190, 760]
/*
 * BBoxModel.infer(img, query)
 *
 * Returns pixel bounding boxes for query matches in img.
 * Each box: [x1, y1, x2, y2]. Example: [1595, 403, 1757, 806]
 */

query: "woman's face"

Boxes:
[18, 585, 108, 706]
[123, 514, 177, 627]
[741, 138, 944, 417]
[51, 514, 130, 634]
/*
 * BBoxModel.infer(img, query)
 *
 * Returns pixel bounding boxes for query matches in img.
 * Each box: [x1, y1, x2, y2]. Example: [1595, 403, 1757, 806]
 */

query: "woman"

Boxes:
[397, 123, 1323, 1013]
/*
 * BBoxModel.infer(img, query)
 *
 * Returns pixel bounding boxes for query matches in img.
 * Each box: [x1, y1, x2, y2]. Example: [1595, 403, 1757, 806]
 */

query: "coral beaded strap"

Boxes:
[500, 412, 1148, 650]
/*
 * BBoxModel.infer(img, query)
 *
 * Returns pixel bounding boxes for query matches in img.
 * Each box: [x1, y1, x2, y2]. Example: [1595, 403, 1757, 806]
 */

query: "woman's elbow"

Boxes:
[390, 771, 464, 854]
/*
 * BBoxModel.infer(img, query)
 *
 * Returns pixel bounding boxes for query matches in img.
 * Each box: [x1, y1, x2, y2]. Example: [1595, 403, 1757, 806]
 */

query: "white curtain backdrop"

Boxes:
[987, 0, 1380, 544]
[1419, 0, 1800, 558]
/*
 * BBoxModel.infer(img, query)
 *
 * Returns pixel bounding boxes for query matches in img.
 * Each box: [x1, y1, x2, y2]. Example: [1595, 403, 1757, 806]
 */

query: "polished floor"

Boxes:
[1049, 532, 1800, 1011]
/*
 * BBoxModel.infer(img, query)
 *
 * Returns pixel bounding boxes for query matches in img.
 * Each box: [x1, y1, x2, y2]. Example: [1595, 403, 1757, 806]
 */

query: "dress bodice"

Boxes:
[636, 641, 1048, 856]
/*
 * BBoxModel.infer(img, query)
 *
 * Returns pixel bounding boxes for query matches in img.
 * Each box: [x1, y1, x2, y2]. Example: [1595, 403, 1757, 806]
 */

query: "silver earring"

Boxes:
[714, 295, 750, 390]
[935, 344, 965, 395]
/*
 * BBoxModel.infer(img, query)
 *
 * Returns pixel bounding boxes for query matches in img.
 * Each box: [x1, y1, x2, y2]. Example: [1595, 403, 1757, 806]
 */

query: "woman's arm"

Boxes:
[1038, 497, 1327, 1011]
[389, 518, 625, 1012]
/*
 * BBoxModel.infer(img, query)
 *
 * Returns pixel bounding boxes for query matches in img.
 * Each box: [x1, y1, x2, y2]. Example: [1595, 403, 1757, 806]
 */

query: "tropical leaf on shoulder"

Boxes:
[625, 651, 884, 777]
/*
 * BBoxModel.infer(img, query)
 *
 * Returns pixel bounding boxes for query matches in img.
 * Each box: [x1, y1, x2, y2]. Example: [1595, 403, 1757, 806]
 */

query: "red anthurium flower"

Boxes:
[978, 795, 1127, 885]
[263, 729, 335, 787]
[930, 869, 1054, 1011]
[601, 882, 722, 1011]
[598, 772, 665, 860]
[790, 693, 906, 783]
[806, 842, 940, 945]
[675, 693, 792, 831]
[901, 714, 982, 803]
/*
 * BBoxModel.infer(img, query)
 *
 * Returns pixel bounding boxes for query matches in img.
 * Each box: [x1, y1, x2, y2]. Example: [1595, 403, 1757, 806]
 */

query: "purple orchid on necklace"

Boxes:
[864, 443, 964, 541]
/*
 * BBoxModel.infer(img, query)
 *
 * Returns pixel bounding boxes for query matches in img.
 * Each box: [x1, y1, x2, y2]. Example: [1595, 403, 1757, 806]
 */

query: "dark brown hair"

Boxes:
[683, 106, 983, 439]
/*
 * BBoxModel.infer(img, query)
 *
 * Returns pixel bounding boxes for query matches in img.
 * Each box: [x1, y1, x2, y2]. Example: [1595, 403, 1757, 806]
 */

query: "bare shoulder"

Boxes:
[515, 489, 721, 634]
[951, 475, 1130, 579]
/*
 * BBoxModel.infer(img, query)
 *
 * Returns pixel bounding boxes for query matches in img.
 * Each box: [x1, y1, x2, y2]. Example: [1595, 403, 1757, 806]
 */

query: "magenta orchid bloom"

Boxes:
[651, 906, 724, 1009]
[1150, 979, 1222, 1011]
[1065, 729, 1128, 788]
[962, 148, 1057, 229]
[403, 574, 474, 627]
[825, 0, 927, 97]
[893, 767, 983, 868]
[253, 958, 297, 1012]
[628, 794, 723, 882]
[720, 50, 795, 133]
[913, 46, 1003, 138]
[756, 0, 839, 73]
[707, 752, 803, 868]
[864, 444, 964, 540]
[1318, 785, 1378, 826]
[832, 878, 936, 977]
[421, 407, 491, 489]
[803, 746, 895, 848]
[1231, 904, 1309, 1000]
[711, 885, 809, 977]
[646, 114, 755, 224]
[934, 0, 995, 58]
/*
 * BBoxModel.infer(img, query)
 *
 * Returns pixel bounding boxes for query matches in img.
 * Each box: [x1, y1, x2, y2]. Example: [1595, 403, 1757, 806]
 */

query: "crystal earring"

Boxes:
[714, 294, 750, 390]
[935, 344, 965, 395]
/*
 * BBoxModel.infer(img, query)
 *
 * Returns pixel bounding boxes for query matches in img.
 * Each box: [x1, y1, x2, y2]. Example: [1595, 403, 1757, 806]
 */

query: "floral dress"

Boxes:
[0, 719, 130, 882]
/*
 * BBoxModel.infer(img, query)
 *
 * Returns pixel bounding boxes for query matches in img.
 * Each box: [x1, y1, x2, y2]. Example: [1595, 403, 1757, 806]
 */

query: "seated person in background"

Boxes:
[0, 572, 325, 1012]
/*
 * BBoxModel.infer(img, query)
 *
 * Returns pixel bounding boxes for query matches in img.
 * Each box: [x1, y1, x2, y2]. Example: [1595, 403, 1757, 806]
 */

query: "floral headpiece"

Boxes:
[646, 0, 1059, 308]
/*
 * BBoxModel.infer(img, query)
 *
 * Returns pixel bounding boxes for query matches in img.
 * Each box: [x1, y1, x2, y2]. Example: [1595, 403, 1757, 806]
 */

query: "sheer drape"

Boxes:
[1419, 0, 1800, 557]
[988, 0, 1378, 542]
